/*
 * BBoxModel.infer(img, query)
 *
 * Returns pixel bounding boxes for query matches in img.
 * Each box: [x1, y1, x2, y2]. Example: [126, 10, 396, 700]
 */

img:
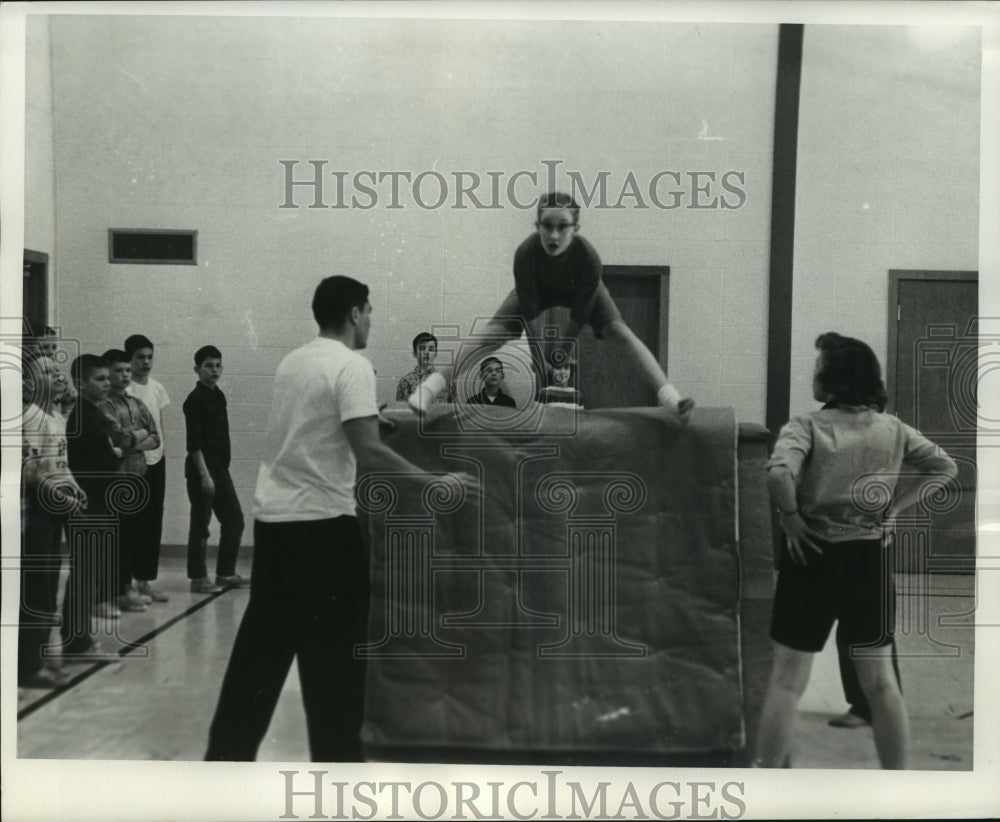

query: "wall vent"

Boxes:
[108, 229, 197, 264]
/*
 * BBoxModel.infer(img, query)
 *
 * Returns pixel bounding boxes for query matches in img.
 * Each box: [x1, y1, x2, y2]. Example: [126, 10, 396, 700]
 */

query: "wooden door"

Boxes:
[23, 250, 48, 339]
[540, 266, 668, 410]
[888, 271, 977, 573]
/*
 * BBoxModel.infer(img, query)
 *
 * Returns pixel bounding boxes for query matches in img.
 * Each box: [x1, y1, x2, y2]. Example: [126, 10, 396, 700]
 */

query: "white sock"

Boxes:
[657, 383, 683, 409]
[408, 371, 446, 411]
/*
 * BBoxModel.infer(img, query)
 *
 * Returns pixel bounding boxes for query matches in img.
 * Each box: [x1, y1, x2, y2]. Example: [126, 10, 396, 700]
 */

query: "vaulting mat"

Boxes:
[358, 404, 742, 758]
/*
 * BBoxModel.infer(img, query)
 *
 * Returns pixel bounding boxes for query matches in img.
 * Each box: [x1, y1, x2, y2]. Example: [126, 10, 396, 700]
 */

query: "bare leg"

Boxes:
[854, 655, 909, 769]
[753, 643, 815, 767]
[600, 319, 693, 422]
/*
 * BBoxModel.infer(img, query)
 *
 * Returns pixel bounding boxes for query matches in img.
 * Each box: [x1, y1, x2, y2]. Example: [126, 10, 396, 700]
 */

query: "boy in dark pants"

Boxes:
[20, 353, 86, 688]
[62, 354, 122, 648]
[183, 345, 247, 593]
[99, 349, 159, 613]
[125, 334, 170, 603]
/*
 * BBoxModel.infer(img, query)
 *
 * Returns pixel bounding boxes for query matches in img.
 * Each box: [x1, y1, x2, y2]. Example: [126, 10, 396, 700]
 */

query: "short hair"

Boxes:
[125, 334, 154, 357]
[102, 348, 129, 366]
[814, 332, 888, 410]
[537, 191, 581, 223]
[480, 356, 503, 373]
[312, 276, 370, 331]
[412, 332, 437, 354]
[71, 354, 109, 384]
[194, 345, 222, 366]
[21, 351, 45, 382]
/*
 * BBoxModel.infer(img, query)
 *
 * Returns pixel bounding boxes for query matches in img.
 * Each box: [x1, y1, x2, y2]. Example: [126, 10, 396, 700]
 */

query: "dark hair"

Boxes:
[814, 332, 888, 410]
[412, 332, 437, 355]
[536, 191, 580, 223]
[194, 345, 222, 367]
[125, 334, 154, 357]
[71, 354, 109, 384]
[312, 276, 370, 331]
[480, 356, 503, 373]
[102, 348, 129, 366]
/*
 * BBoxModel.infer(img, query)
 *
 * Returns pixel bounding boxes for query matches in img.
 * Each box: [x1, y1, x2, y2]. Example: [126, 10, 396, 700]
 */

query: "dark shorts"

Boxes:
[492, 283, 623, 339]
[770, 537, 895, 653]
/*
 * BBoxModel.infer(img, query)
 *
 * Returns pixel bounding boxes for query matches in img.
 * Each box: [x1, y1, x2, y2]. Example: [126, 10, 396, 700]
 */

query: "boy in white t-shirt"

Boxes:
[125, 335, 170, 603]
[204, 275, 478, 762]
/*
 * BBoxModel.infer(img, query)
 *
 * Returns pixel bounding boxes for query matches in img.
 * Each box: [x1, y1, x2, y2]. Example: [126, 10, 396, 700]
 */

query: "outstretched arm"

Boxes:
[344, 416, 478, 497]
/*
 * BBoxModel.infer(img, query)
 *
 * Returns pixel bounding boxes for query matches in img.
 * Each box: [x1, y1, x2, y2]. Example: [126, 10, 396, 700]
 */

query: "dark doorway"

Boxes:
[540, 266, 669, 410]
[887, 270, 977, 573]
[23, 250, 49, 340]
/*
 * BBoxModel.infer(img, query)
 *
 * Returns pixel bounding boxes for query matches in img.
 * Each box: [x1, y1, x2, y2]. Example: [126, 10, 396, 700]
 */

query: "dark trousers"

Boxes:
[837, 630, 903, 721]
[835, 536, 903, 720]
[133, 458, 166, 582]
[186, 466, 244, 580]
[118, 505, 143, 594]
[19, 502, 64, 679]
[205, 517, 370, 762]
[60, 493, 116, 652]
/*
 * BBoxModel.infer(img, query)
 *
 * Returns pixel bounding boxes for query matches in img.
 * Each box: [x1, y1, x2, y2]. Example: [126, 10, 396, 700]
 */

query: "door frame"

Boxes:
[885, 269, 977, 416]
[602, 264, 671, 373]
[23, 249, 50, 338]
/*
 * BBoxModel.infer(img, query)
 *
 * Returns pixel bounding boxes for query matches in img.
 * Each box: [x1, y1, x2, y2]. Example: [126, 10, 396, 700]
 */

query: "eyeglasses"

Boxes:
[537, 221, 577, 233]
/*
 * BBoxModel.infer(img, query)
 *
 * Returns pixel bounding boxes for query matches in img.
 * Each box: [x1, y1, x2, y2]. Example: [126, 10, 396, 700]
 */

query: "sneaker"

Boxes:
[128, 583, 153, 605]
[64, 640, 119, 662]
[118, 592, 148, 612]
[215, 574, 251, 589]
[19, 667, 69, 689]
[828, 710, 871, 729]
[190, 576, 223, 594]
[95, 602, 122, 619]
[136, 580, 169, 603]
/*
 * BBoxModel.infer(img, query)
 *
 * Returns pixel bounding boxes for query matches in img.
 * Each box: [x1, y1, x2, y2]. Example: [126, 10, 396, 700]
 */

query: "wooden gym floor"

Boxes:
[15, 555, 974, 768]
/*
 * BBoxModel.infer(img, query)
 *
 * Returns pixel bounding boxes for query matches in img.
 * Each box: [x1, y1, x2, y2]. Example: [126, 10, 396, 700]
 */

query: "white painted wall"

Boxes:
[26, 18, 980, 547]
[792, 25, 980, 415]
[24, 17, 55, 275]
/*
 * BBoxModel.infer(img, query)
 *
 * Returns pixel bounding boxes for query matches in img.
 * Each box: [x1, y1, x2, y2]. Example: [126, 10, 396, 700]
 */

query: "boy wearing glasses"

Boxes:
[410, 191, 692, 421]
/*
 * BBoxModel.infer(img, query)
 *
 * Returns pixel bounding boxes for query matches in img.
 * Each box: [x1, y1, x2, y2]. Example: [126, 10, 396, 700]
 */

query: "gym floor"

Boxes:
[16, 556, 974, 769]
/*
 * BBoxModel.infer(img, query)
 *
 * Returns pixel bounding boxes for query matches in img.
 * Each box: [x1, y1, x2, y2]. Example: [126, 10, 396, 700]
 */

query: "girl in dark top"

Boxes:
[409, 192, 691, 421]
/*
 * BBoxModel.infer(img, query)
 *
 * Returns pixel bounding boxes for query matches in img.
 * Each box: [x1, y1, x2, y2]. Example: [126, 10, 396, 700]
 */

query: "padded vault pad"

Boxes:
[359, 404, 742, 758]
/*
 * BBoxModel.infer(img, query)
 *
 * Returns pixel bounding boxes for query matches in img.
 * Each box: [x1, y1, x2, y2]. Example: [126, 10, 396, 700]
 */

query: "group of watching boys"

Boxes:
[18, 334, 247, 689]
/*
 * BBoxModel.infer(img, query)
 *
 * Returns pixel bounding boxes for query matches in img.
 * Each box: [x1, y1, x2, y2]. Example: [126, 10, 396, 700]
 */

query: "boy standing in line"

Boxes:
[62, 354, 122, 649]
[125, 335, 170, 603]
[183, 345, 247, 593]
[99, 349, 160, 613]
[19, 353, 86, 688]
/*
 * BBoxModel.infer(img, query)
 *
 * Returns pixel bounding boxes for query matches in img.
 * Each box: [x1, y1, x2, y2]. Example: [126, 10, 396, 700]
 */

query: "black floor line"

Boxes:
[17, 589, 228, 722]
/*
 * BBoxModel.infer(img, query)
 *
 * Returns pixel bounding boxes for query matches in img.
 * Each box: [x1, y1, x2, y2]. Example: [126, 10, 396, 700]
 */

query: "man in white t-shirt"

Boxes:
[126, 335, 171, 603]
[204, 275, 477, 762]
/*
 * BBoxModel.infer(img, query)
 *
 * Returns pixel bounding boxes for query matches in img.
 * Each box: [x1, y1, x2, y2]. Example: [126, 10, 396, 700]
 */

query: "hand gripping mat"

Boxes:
[358, 405, 742, 759]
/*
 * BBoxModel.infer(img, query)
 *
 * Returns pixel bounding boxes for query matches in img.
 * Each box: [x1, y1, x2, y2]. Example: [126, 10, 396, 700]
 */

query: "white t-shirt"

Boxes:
[128, 377, 170, 465]
[253, 337, 378, 522]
